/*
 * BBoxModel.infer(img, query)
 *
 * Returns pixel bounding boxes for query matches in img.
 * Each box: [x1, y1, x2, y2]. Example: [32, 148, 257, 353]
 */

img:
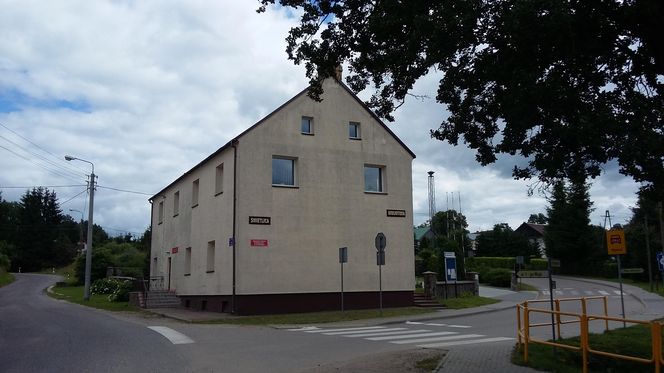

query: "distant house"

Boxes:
[414, 226, 435, 248]
[515, 223, 547, 257]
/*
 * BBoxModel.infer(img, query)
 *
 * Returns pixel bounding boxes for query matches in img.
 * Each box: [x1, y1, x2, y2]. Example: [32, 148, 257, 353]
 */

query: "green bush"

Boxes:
[480, 268, 512, 287]
[467, 257, 516, 270]
[527, 259, 548, 270]
[90, 277, 134, 302]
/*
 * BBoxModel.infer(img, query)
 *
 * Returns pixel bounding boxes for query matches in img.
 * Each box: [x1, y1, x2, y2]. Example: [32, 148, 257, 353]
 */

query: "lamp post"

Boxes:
[65, 155, 95, 301]
[69, 209, 85, 254]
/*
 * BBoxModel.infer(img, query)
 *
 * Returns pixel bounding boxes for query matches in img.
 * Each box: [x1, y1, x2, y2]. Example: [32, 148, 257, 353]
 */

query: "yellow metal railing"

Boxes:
[516, 296, 663, 373]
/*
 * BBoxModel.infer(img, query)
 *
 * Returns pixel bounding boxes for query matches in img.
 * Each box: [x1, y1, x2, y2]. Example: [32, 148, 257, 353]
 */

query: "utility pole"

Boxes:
[659, 202, 664, 256]
[645, 215, 653, 292]
[66, 155, 95, 301]
[84, 171, 95, 301]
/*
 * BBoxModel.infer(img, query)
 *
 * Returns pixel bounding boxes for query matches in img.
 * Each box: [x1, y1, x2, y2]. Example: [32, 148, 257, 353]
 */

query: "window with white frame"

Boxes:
[173, 191, 180, 216]
[349, 122, 361, 139]
[192, 179, 199, 207]
[272, 156, 296, 186]
[185, 247, 192, 275]
[206, 241, 215, 273]
[364, 165, 385, 193]
[215, 163, 224, 195]
[301, 116, 313, 135]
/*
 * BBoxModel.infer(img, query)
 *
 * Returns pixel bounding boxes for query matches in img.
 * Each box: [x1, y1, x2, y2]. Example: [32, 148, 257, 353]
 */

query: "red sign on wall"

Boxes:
[250, 239, 269, 247]
[171, 247, 179, 254]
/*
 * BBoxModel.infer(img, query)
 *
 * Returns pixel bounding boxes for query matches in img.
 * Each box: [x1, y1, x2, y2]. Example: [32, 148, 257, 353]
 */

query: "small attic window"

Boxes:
[301, 116, 313, 135]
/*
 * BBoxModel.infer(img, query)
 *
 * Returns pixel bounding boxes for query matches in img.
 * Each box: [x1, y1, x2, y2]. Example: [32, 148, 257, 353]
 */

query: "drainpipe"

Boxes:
[147, 199, 153, 295]
[231, 139, 239, 314]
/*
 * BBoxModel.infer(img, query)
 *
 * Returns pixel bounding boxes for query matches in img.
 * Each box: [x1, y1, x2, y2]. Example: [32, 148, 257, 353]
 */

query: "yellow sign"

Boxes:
[606, 228, 626, 255]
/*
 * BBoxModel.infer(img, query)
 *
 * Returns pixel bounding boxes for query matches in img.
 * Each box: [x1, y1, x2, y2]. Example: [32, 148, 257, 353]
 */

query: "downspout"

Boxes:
[231, 139, 239, 314]
[147, 199, 153, 296]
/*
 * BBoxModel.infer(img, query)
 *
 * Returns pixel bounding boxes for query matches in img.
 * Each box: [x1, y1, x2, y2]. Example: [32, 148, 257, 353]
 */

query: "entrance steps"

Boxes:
[413, 292, 445, 309]
[145, 290, 181, 308]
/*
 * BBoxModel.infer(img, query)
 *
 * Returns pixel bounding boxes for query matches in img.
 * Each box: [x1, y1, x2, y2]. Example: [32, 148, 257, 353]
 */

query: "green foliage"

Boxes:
[623, 188, 663, 282]
[466, 256, 515, 271]
[438, 293, 500, 309]
[0, 241, 12, 270]
[475, 223, 540, 258]
[75, 249, 113, 284]
[545, 180, 606, 275]
[260, 1, 664, 195]
[91, 277, 134, 302]
[527, 213, 548, 224]
[480, 268, 512, 287]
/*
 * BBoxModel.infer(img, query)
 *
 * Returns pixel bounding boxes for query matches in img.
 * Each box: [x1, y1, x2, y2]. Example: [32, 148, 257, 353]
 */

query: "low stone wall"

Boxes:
[422, 271, 479, 299]
[435, 281, 478, 299]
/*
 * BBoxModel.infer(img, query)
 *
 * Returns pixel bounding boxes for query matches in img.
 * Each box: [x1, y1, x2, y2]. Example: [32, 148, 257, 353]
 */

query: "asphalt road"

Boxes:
[0, 273, 189, 373]
[0, 274, 647, 373]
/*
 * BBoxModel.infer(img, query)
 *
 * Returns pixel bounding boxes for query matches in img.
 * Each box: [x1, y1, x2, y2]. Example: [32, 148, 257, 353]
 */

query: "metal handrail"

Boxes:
[516, 296, 663, 373]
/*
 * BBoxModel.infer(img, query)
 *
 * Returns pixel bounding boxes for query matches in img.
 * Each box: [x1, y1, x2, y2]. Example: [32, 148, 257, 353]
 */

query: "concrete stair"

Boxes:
[413, 292, 445, 309]
[145, 290, 181, 308]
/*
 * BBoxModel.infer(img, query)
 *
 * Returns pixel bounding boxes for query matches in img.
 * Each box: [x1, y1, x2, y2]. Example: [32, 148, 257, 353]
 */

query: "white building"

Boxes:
[149, 77, 416, 315]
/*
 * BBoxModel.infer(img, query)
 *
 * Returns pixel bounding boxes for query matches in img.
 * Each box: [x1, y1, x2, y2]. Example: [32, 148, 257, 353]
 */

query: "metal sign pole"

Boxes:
[379, 261, 383, 316]
[547, 256, 556, 341]
[341, 261, 344, 312]
[617, 255, 626, 327]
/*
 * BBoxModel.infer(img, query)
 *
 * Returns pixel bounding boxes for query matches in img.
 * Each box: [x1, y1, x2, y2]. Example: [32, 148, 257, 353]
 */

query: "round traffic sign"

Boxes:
[375, 232, 386, 251]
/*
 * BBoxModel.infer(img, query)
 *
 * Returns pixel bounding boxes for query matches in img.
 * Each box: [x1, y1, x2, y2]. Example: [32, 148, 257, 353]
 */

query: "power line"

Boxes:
[60, 189, 89, 206]
[0, 134, 85, 180]
[97, 185, 153, 196]
[0, 143, 82, 182]
[0, 121, 88, 176]
[0, 185, 86, 189]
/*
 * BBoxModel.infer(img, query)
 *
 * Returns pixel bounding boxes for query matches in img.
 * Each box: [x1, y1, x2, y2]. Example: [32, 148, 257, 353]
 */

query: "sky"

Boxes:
[0, 1, 640, 237]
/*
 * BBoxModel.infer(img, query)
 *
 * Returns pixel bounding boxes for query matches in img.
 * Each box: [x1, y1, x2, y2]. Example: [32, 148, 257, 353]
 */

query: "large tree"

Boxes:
[13, 188, 76, 271]
[259, 0, 664, 195]
[476, 223, 540, 258]
[545, 180, 605, 274]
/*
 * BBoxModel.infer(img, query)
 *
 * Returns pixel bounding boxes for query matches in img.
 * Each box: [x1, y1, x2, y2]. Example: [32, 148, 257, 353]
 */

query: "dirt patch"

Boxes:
[298, 348, 446, 373]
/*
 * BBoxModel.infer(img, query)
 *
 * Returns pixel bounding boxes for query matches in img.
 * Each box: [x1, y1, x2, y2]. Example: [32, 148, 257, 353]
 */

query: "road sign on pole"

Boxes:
[375, 233, 386, 316]
[339, 247, 347, 312]
[657, 252, 664, 272]
[375, 232, 386, 251]
[607, 228, 627, 255]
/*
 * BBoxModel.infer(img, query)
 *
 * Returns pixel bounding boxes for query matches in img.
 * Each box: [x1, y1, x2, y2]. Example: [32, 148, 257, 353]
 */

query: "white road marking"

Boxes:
[598, 290, 610, 295]
[541, 290, 550, 295]
[367, 331, 457, 341]
[584, 290, 594, 295]
[406, 321, 470, 328]
[303, 326, 384, 333]
[419, 337, 514, 348]
[570, 290, 580, 296]
[391, 334, 484, 344]
[147, 326, 194, 345]
[288, 326, 319, 331]
[344, 329, 431, 338]
[324, 327, 406, 335]
[613, 290, 625, 295]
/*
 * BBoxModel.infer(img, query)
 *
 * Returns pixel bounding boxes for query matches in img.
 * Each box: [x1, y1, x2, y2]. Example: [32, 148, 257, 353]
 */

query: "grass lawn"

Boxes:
[0, 271, 14, 287]
[512, 320, 659, 372]
[199, 307, 435, 325]
[39, 262, 78, 284]
[437, 294, 500, 309]
[47, 285, 137, 312]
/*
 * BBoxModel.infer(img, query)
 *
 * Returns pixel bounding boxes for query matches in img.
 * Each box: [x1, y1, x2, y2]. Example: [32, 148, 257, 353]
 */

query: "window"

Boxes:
[173, 191, 180, 216]
[215, 163, 224, 195]
[158, 201, 164, 224]
[184, 247, 192, 275]
[206, 241, 215, 273]
[301, 116, 313, 135]
[272, 157, 296, 186]
[364, 165, 385, 193]
[349, 122, 360, 139]
[192, 179, 199, 207]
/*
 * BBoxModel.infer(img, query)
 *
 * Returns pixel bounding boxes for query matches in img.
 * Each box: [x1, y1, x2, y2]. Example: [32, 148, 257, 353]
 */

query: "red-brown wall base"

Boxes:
[178, 291, 413, 315]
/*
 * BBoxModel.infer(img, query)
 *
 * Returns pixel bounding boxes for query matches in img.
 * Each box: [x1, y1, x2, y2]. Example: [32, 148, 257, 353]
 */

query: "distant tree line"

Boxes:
[0, 189, 150, 280]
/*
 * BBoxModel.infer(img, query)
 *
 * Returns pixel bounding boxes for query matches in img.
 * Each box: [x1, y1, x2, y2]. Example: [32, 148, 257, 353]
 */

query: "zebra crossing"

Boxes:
[288, 323, 514, 348]
[539, 288, 626, 297]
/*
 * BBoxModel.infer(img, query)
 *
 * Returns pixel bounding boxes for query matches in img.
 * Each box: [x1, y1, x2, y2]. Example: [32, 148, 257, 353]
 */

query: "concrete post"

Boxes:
[422, 271, 437, 299]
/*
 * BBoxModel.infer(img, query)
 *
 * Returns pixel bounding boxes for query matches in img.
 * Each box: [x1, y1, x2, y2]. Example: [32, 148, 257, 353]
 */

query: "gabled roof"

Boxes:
[515, 223, 547, 237]
[414, 226, 432, 240]
[150, 78, 415, 201]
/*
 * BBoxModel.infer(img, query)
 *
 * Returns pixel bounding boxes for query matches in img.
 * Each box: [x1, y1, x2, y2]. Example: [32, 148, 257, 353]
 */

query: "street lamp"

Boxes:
[65, 155, 96, 301]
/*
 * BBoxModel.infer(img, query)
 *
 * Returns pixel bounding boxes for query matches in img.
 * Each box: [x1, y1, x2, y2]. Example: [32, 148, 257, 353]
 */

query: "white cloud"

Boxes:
[0, 1, 639, 236]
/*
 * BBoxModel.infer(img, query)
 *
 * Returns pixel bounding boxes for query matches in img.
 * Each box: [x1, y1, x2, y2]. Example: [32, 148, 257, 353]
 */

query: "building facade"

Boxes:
[149, 78, 416, 315]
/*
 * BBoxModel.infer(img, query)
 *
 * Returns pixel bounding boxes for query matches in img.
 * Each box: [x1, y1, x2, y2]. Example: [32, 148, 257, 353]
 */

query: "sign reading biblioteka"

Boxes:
[606, 228, 627, 255]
